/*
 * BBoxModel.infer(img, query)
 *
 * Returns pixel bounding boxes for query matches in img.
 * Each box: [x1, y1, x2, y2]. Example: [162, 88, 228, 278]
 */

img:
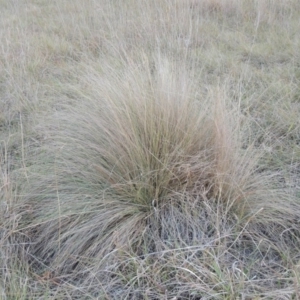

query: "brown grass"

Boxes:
[1, 0, 300, 299]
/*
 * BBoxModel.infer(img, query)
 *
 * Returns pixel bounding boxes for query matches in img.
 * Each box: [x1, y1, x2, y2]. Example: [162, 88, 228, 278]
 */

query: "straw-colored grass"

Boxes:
[1, 0, 300, 299]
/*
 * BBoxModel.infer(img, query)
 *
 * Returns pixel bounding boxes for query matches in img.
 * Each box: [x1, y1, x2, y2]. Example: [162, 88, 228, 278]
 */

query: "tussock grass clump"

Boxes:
[16, 58, 300, 298]
[1, 0, 300, 298]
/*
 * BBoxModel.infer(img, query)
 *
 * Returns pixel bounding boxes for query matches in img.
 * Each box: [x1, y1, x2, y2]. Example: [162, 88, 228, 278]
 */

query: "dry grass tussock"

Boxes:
[1, 0, 300, 299]
[12, 59, 300, 298]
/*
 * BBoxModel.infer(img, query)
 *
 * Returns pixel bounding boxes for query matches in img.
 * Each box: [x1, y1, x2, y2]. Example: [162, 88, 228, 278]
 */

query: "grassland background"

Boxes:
[1, 0, 300, 299]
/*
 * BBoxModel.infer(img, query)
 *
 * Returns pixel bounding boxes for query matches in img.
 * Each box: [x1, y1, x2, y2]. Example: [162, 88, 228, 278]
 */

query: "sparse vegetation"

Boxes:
[1, 0, 300, 299]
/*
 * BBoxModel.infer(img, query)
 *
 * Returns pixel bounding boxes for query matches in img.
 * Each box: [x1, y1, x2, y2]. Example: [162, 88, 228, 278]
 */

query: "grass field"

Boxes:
[1, 0, 300, 299]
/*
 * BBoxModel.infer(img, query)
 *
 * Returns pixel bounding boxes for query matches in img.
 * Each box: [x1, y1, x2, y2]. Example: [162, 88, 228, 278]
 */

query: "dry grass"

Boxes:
[1, 0, 300, 299]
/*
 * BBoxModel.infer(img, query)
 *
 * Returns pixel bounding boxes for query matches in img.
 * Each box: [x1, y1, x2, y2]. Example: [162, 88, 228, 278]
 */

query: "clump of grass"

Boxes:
[1, 0, 300, 298]
[18, 58, 300, 298]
